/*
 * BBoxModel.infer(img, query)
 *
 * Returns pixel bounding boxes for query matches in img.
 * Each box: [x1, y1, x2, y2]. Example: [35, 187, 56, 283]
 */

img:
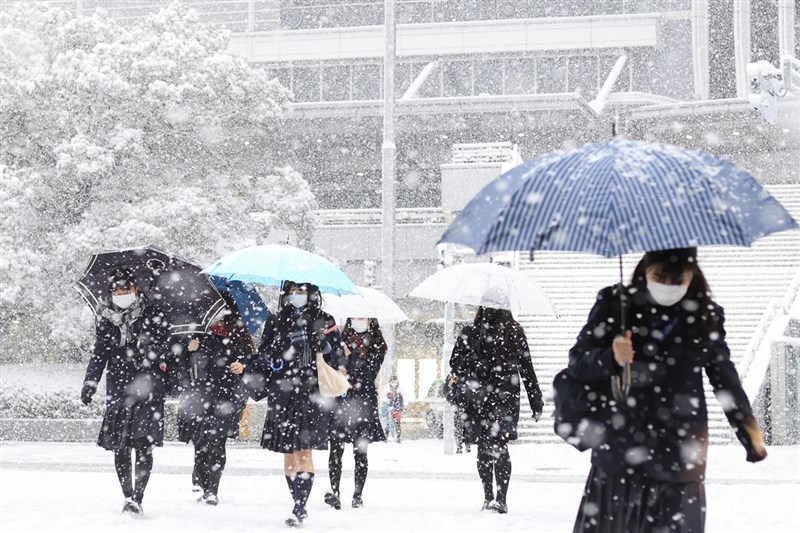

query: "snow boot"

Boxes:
[352, 494, 364, 508]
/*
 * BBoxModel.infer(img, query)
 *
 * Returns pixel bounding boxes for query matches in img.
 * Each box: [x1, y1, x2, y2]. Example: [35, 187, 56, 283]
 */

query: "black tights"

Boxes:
[328, 435, 369, 497]
[477, 439, 511, 505]
[192, 439, 228, 495]
[114, 441, 153, 503]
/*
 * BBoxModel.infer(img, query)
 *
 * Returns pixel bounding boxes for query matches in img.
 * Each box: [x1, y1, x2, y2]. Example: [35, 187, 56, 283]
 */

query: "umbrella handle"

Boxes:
[611, 362, 631, 402]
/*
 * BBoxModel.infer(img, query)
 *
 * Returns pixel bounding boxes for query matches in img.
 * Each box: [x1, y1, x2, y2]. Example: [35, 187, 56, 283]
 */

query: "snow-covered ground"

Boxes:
[1, 440, 798, 532]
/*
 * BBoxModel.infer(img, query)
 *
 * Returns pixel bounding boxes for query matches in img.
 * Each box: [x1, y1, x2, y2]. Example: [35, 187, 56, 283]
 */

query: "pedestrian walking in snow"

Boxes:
[383, 375, 405, 442]
[448, 306, 544, 514]
[173, 293, 255, 506]
[567, 248, 767, 533]
[324, 317, 387, 510]
[80, 268, 171, 515]
[250, 280, 345, 527]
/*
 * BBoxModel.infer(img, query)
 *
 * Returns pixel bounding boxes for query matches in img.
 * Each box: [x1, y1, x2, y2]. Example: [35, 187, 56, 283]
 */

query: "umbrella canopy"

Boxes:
[408, 263, 558, 317]
[76, 247, 226, 336]
[209, 276, 271, 335]
[322, 286, 408, 323]
[203, 244, 357, 295]
[439, 139, 798, 257]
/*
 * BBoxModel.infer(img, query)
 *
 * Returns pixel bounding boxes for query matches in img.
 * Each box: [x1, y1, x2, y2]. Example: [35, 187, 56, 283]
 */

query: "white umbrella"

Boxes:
[322, 286, 408, 323]
[408, 263, 558, 317]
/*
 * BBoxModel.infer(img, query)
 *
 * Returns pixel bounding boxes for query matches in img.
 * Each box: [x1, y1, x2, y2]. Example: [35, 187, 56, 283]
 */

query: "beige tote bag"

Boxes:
[316, 352, 350, 398]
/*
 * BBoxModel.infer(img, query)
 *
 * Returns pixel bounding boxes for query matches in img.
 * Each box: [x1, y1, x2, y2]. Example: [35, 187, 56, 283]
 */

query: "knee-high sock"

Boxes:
[293, 472, 315, 512]
[114, 447, 134, 498]
[353, 444, 369, 498]
[286, 474, 297, 501]
[205, 439, 227, 495]
[328, 436, 345, 495]
[494, 447, 511, 505]
[132, 442, 153, 504]
[477, 445, 495, 502]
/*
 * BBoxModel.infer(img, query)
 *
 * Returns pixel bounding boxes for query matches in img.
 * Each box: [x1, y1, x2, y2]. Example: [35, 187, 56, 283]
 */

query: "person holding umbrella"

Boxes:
[448, 299, 544, 515]
[568, 248, 767, 533]
[324, 317, 387, 510]
[173, 292, 255, 506]
[80, 268, 171, 515]
[252, 280, 345, 527]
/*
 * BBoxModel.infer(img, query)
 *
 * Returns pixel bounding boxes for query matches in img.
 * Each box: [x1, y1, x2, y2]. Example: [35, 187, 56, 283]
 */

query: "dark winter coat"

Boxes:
[83, 303, 170, 451]
[175, 332, 252, 447]
[252, 307, 344, 452]
[449, 320, 543, 445]
[329, 330, 386, 444]
[567, 286, 765, 483]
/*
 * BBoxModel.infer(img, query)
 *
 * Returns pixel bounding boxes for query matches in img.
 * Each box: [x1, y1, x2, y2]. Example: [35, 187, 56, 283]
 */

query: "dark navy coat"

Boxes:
[175, 333, 252, 447]
[449, 320, 543, 444]
[567, 286, 764, 483]
[329, 330, 386, 444]
[83, 304, 170, 451]
[252, 308, 344, 452]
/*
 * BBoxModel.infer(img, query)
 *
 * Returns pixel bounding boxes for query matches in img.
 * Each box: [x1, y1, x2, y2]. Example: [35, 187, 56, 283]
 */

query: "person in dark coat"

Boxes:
[324, 317, 387, 510]
[80, 268, 171, 515]
[173, 293, 255, 505]
[250, 280, 345, 528]
[568, 248, 767, 533]
[449, 306, 544, 514]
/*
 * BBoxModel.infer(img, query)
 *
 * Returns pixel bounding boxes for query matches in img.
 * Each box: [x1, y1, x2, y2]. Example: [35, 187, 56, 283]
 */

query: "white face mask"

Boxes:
[287, 294, 308, 308]
[350, 319, 369, 333]
[647, 280, 689, 307]
[112, 293, 136, 309]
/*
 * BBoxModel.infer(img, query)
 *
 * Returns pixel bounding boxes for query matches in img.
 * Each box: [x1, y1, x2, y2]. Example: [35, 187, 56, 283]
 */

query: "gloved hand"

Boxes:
[80, 382, 97, 405]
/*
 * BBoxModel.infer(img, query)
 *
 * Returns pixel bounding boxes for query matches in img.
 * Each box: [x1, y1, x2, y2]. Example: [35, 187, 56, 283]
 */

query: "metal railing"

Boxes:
[740, 267, 800, 401]
[314, 207, 446, 226]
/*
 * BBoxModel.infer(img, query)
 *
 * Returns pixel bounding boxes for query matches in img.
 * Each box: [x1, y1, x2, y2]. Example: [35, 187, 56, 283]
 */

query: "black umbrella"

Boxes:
[76, 247, 226, 336]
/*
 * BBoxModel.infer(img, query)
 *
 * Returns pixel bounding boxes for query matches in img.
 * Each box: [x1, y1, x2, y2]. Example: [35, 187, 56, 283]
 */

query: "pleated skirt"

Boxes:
[573, 466, 706, 533]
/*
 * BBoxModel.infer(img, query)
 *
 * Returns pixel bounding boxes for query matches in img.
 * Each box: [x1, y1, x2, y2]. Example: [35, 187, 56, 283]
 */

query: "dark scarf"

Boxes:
[288, 306, 313, 368]
[98, 295, 146, 347]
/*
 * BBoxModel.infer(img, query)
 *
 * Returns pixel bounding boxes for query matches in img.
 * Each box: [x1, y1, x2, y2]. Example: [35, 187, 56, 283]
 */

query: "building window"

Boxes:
[568, 56, 600, 98]
[321, 65, 350, 101]
[504, 57, 537, 94]
[352, 64, 382, 100]
[442, 60, 472, 97]
[537, 56, 567, 93]
[292, 66, 320, 101]
[474, 59, 504, 96]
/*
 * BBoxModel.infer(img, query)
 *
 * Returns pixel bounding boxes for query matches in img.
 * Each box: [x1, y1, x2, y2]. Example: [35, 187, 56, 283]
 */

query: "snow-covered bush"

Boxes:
[0, 388, 104, 419]
[0, 2, 316, 361]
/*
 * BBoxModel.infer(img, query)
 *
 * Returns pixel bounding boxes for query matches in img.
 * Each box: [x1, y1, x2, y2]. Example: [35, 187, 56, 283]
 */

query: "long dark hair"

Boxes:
[627, 247, 717, 340]
[472, 306, 520, 363]
[216, 292, 255, 354]
[343, 317, 388, 358]
[275, 280, 326, 352]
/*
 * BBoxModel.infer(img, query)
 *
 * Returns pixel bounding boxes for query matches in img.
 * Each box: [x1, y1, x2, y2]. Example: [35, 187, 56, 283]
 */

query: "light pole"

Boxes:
[381, 0, 397, 385]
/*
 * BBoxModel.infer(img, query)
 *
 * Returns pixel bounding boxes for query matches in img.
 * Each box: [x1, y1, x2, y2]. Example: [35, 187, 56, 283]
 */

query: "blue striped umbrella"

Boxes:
[439, 139, 797, 257]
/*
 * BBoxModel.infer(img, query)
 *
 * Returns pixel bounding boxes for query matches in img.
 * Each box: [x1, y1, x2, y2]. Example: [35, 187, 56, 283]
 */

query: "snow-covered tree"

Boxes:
[0, 2, 314, 361]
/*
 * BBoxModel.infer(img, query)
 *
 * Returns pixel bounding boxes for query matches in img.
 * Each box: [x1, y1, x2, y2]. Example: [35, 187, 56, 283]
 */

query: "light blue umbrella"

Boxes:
[203, 245, 357, 295]
[440, 139, 798, 257]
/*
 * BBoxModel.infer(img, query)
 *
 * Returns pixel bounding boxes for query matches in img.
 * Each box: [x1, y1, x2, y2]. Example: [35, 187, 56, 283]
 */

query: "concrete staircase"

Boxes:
[514, 183, 800, 444]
